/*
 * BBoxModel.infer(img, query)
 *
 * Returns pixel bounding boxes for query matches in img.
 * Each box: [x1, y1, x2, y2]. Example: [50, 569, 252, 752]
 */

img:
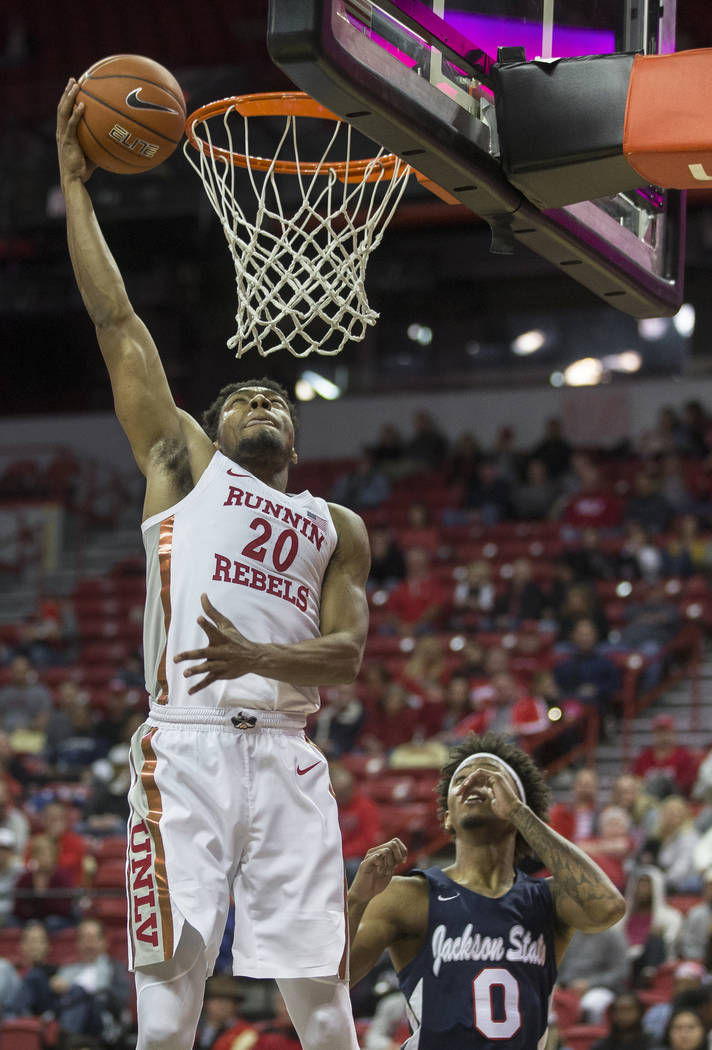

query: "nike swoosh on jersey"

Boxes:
[125, 88, 181, 114]
[226, 469, 250, 477]
[437, 893, 460, 901]
[296, 762, 320, 776]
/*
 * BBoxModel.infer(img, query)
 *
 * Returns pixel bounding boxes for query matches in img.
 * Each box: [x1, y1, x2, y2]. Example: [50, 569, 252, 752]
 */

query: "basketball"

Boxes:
[75, 54, 186, 175]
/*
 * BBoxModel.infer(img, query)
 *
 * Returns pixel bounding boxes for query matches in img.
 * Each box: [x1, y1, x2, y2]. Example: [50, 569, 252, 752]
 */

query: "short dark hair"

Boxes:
[201, 377, 298, 441]
[436, 731, 550, 862]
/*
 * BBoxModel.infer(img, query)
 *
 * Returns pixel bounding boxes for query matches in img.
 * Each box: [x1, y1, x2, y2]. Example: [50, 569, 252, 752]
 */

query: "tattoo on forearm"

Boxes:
[514, 806, 615, 908]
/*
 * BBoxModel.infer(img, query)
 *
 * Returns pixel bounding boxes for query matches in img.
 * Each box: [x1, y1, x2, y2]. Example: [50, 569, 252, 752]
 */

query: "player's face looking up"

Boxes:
[446, 760, 520, 833]
[216, 387, 297, 467]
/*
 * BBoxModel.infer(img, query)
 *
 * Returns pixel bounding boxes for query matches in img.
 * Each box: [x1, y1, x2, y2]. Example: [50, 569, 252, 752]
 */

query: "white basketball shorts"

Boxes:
[126, 706, 348, 979]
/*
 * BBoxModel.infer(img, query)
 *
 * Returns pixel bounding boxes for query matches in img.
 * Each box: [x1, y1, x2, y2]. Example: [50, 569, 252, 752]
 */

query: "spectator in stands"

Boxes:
[550, 767, 601, 843]
[0, 778, 29, 853]
[237, 992, 302, 1050]
[625, 471, 676, 536]
[329, 760, 382, 882]
[46, 699, 108, 776]
[590, 991, 656, 1050]
[403, 410, 449, 472]
[92, 688, 141, 752]
[490, 425, 521, 485]
[558, 454, 624, 531]
[447, 432, 481, 485]
[619, 521, 665, 582]
[659, 1006, 708, 1050]
[643, 962, 709, 1047]
[664, 514, 712, 576]
[194, 975, 251, 1050]
[618, 584, 682, 689]
[386, 547, 447, 636]
[5, 921, 56, 1018]
[0, 654, 51, 734]
[400, 636, 447, 701]
[682, 400, 712, 458]
[13, 834, 75, 928]
[531, 416, 572, 480]
[555, 924, 630, 1024]
[638, 406, 688, 460]
[15, 597, 78, 669]
[677, 870, 712, 961]
[359, 681, 426, 755]
[553, 618, 621, 724]
[44, 681, 89, 760]
[624, 866, 683, 986]
[632, 715, 699, 799]
[80, 743, 131, 835]
[450, 558, 496, 630]
[431, 672, 481, 738]
[659, 453, 697, 517]
[492, 556, 547, 628]
[368, 526, 406, 589]
[565, 527, 621, 583]
[310, 684, 365, 758]
[328, 452, 391, 511]
[478, 671, 550, 739]
[554, 583, 609, 646]
[463, 456, 512, 524]
[46, 918, 130, 1043]
[400, 501, 440, 551]
[546, 556, 577, 623]
[35, 801, 86, 886]
[0, 826, 20, 925]
[609, 774, 659, 850]
[369, 423, 407, 479]
[642, 796, 702, 894]
[510, 457, 558, 520]
[579, 804, 635, 891]
[0, 730, 24, 799]
[0, 955, 20, 1016]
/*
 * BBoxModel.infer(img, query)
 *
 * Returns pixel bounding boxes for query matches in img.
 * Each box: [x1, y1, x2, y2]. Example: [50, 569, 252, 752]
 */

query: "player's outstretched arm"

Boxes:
[57, 79, 197, 477]
[174, 504, 371, 689]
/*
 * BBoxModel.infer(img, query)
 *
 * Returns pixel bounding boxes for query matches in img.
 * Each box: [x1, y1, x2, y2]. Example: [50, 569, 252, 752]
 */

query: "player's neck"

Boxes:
[447, 835, 517, 897]
[224, 449, 292, 492]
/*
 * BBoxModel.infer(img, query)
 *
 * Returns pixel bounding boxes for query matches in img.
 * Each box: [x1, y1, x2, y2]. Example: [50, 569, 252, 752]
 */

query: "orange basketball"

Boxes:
[75, 54, 186, 174]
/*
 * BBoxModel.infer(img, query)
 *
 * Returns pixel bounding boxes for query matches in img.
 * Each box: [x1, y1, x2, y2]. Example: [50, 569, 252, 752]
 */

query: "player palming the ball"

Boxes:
[349, 732, 626, 1050]
[57, 77, 371, 1050]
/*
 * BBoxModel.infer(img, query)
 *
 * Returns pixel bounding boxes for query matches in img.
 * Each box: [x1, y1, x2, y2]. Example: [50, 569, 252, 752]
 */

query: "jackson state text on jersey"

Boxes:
[397, 867, 557, 1049]
[141, 451, 338, 714]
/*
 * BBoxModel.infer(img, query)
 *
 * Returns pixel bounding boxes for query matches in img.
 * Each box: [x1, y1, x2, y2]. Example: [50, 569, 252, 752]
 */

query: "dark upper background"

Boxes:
[2, 0, 712, 418]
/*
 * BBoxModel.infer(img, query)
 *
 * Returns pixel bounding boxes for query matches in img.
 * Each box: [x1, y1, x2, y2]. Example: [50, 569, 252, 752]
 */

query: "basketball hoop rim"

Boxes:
[184, 90, 402, 181]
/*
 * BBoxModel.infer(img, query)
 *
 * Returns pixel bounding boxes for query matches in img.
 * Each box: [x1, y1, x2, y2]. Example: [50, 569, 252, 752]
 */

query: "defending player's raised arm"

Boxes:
[57, 79, 201, 476]
[348, 839, 419, 986]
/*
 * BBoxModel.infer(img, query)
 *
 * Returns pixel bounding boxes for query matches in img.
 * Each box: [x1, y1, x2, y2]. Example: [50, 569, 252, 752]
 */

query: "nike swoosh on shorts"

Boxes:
[296, 762, 320, 776]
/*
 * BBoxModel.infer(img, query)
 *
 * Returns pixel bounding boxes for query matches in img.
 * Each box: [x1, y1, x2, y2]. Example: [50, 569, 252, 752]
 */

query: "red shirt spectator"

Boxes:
[329, 760, 382, 863]
[13, 834, 74, 924]
[560, 455, 623, 529]
[359, 682, 426, 754]
[34, 801, 86, 885]
[632, 714, 700, 798]
[550, 767, 601, 843]
[387, 548, 446, 633]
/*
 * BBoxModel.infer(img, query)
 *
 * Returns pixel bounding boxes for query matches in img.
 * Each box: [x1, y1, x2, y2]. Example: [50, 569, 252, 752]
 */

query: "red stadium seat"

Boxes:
[560, 1024, 608, 1050]
[94, 859, 127, 889]
[0, 1018, 46, 1050]
[97, 836, 128, 860]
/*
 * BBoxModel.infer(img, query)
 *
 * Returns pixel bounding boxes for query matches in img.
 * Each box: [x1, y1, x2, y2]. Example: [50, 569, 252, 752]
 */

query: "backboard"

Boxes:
[267, 0, 685, 318]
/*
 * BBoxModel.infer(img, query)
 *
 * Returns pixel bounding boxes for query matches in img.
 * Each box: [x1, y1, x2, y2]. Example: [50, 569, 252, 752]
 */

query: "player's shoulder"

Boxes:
[326, 502, 370, 552]
[377, 873, 429, 935]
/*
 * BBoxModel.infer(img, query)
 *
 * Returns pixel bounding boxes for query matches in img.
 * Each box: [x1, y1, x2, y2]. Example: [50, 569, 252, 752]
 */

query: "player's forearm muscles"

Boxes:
[511, 805, 625, 924]
[254, 632, 363, 686]
[63, 178, 132, 328]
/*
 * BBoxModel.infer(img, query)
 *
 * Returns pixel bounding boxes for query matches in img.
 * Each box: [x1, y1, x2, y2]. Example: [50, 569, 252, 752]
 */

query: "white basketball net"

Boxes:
[184, 105, 411, 357]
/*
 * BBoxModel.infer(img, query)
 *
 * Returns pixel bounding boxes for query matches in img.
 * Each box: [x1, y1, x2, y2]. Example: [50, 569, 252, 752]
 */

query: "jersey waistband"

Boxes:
[147, 704, 306, 732]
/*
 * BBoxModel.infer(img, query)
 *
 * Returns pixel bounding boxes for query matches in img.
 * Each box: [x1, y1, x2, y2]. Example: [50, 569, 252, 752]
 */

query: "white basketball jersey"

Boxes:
[141, 450, 338, 716]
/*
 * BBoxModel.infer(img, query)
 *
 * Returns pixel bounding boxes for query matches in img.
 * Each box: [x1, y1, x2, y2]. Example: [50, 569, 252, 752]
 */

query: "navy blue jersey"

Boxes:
[397, 866, 558, 1050]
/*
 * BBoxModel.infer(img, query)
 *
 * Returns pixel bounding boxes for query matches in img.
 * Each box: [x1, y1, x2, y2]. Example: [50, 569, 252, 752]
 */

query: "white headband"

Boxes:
[451, 752, 527, 803]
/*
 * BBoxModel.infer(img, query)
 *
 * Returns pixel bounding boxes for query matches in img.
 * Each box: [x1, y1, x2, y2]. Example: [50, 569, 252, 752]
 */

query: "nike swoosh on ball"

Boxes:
[125, 88, 180, 114]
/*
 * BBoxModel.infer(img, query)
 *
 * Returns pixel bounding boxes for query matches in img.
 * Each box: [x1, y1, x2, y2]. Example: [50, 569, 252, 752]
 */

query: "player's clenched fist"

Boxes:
[349, 838, 408, 903]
